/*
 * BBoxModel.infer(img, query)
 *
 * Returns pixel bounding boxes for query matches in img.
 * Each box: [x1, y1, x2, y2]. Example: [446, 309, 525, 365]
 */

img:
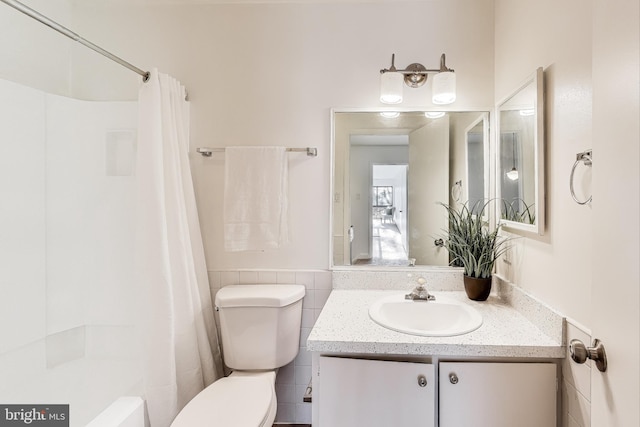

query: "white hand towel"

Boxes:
[223, 146, 289, 251]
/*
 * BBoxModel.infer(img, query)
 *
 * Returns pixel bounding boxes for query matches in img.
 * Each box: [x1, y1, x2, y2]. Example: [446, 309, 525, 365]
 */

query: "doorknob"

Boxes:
[569, 338, 607, 372]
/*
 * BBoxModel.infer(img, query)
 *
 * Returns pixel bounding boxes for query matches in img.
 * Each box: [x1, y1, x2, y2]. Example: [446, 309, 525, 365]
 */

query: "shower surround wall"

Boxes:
[0, 77, 141, 427]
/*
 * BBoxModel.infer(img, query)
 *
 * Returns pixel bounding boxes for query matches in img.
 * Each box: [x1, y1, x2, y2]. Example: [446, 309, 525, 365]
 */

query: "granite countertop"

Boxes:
[307, 290, 564, 358]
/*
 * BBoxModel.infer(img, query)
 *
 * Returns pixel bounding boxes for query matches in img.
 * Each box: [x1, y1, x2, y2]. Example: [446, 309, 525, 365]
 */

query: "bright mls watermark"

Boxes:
[0, 405, 68, 426]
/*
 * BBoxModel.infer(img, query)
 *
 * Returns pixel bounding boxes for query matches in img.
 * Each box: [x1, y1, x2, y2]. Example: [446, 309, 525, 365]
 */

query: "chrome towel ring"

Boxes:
[570, 150, 592, 205]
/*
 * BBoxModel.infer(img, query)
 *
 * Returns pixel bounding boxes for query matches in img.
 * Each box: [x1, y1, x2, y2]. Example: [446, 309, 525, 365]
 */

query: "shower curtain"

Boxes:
[136, 69, 223, 426]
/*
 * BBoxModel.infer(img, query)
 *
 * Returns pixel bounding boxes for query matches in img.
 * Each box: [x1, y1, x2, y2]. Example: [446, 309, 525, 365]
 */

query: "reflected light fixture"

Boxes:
[425, 111, 446, 119]
[380, 53, 456, 105]
[507, 137, 519, 181]
[380, 111, 400, 118]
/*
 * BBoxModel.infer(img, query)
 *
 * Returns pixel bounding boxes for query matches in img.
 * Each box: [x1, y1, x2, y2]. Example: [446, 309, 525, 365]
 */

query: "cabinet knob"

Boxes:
[449, 373, 459, 384]
[417, 375, 427, 387]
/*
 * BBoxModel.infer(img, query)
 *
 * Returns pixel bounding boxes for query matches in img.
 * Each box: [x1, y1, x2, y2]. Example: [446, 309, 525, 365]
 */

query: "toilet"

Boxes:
[171, 284, 306, 427]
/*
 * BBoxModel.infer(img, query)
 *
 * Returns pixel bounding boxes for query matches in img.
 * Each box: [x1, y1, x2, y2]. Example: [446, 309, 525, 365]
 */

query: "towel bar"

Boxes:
[196, 147, 318, 157]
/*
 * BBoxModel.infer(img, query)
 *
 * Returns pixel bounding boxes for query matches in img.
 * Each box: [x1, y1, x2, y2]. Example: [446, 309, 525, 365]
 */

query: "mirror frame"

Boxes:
[496, 67, 545, 235]
[463, 112, 490, 222]
[329, 107, 492, 270]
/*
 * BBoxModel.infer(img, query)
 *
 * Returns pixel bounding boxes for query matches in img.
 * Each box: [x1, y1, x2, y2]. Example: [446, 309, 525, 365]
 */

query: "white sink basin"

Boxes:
[368, 294, 483, 337]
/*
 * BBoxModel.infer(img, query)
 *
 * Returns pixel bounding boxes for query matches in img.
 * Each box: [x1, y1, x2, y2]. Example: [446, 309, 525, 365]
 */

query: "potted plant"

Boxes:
[439, 201, 511, 301]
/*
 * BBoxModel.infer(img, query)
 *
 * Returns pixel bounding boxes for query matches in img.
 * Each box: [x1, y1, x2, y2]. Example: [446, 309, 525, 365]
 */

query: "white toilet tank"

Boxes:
[215, 284, 305, 370]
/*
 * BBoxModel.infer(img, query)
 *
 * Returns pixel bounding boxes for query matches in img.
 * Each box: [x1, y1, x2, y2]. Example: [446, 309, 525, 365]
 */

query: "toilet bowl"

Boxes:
[170, 284, 305, 427]
[170, 371, 277, 427]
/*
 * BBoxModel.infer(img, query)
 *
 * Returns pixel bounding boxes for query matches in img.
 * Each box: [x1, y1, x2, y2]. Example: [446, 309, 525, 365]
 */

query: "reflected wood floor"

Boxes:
[354, 219, 409, 266]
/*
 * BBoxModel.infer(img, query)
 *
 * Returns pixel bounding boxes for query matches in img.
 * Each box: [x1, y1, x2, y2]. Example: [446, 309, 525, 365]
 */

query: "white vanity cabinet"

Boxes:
[439, 362, 557, 427]
[308, 289, 564, 427]
[314, 357, 558, 427]
[318, 356, 436, 427]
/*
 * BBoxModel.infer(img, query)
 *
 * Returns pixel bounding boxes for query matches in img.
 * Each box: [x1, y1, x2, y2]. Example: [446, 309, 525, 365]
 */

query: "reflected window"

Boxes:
[372, 186, 393, 207]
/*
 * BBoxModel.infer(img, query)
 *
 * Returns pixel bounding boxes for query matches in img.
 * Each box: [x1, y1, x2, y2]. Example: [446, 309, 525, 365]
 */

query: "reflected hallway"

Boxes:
[354, 219, 409, 266]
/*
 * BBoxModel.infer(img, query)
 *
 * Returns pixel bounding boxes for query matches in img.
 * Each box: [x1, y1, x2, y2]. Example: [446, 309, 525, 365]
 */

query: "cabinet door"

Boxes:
[439, 362, 557, 427]
[319, 356, 435, 427]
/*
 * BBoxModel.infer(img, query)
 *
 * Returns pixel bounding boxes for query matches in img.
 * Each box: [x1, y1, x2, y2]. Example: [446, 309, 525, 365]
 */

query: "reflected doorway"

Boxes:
[355, 164, 408, 266]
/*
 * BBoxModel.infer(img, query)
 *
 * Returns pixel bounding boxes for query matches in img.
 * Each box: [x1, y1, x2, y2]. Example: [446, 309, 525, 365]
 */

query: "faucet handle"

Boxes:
[406, 277, 435, 301]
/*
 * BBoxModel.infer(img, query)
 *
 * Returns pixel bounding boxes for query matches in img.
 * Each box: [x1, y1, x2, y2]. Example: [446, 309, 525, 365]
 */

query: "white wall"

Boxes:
[495, 5, 593, 425]
[494, 0, 593, 326]
[494, 3, 593, 424]
[495, 1, 639, 426]
[68, 0, 495, 270]
[0, 0, 73, 95]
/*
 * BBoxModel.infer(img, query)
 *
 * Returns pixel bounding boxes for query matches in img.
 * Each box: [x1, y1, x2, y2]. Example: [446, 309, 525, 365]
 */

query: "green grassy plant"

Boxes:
[440, 201, 511, 279]
[501, 198, 536, 224]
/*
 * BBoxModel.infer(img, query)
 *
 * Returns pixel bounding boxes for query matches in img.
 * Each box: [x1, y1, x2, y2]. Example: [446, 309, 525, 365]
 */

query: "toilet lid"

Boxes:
[171, 376, 274, 427]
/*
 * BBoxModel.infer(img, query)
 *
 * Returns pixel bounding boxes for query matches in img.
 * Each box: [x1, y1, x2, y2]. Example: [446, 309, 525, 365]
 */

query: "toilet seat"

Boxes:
[170, 372, 276, 427]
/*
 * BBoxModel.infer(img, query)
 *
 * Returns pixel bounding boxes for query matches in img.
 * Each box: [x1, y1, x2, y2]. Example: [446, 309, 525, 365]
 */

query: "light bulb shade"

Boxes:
[380, 72, 404, 104]
[506, 167, 519, 181]
[432, 71, 456, 105]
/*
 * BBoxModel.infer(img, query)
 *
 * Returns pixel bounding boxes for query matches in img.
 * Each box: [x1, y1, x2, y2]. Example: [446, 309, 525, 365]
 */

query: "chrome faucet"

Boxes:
[405, 276, 436, 301]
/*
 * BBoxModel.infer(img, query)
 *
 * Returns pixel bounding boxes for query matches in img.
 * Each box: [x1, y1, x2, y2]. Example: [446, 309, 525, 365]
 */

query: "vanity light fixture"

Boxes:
[380, 53, 456, 105]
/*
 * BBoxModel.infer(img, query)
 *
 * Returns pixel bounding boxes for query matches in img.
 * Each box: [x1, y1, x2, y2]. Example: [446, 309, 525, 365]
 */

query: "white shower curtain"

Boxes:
[135, 69, 223, 426]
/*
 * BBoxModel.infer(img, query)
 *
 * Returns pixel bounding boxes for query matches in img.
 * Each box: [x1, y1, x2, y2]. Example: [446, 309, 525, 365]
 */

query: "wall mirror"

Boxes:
[331, 109, 490, 268]
[496, 67, 545, 235]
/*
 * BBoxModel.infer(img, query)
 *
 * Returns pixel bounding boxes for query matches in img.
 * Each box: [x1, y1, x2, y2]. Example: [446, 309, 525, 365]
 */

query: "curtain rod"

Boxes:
[196, 147, 318, 157]
[1, 0, 150, 82]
